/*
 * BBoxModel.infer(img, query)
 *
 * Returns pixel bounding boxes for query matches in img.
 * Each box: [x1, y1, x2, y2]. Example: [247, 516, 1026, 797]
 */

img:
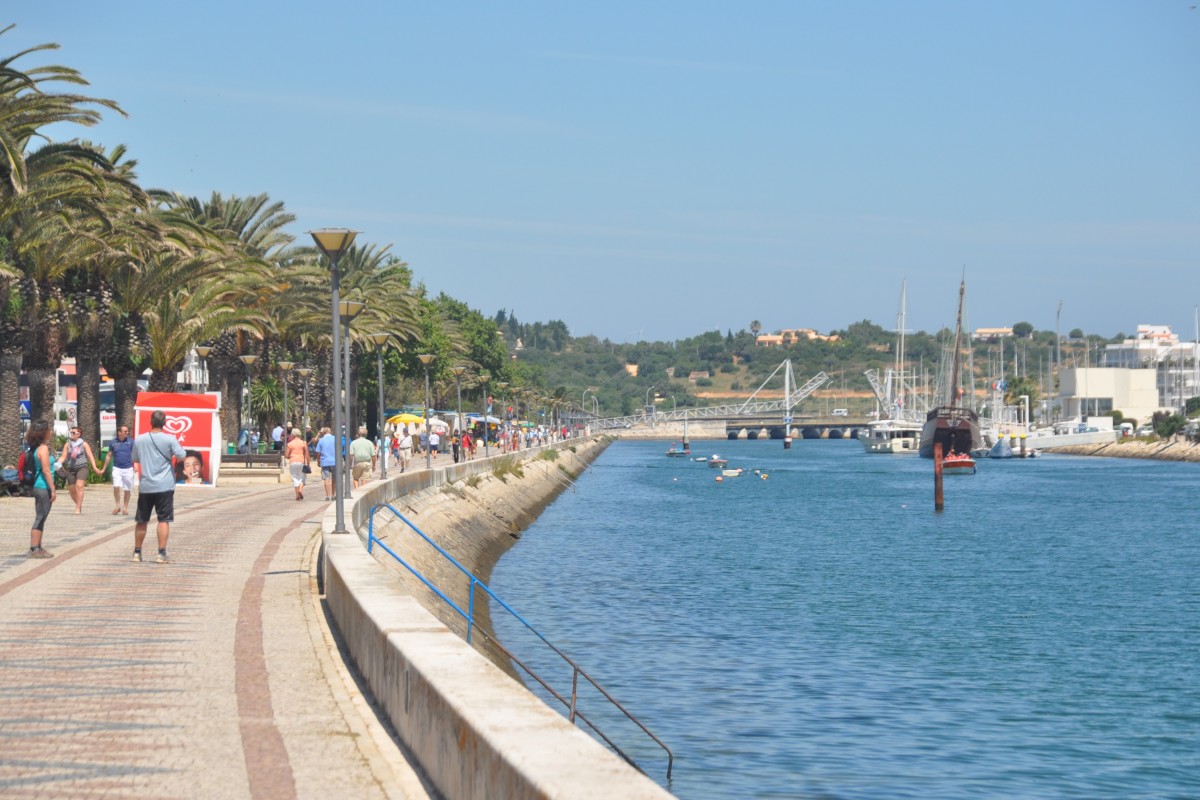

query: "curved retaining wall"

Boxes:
[321, 440, 673, 800]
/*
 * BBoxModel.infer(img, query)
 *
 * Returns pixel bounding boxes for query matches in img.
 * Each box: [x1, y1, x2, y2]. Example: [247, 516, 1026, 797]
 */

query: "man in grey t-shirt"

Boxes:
[132, 410, 187, 563]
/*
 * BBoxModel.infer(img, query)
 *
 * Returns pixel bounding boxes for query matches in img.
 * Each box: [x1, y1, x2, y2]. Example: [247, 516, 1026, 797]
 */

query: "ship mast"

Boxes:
[949, 279, 965, 407]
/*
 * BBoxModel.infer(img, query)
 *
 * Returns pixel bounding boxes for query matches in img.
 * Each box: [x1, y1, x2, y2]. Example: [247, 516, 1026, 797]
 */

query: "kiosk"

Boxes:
[133, 392, 222, 487]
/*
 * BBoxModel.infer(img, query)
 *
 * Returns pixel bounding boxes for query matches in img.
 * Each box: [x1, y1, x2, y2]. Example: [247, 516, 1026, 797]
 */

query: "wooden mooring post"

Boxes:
[934, 442, 944, 511]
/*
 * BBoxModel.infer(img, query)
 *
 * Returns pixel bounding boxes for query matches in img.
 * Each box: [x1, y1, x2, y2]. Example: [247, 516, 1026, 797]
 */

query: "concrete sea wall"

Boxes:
[321, 438, 674, 800]
[1045, 438, 1200, 463]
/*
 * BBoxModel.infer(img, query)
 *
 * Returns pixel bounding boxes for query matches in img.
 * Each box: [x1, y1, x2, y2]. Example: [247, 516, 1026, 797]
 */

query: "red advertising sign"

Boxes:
[133, 392, 223, 488]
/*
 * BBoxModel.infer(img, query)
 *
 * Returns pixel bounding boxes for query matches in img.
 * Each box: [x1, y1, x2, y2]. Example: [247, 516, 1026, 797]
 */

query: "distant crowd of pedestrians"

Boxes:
[10, 414, 584, 563]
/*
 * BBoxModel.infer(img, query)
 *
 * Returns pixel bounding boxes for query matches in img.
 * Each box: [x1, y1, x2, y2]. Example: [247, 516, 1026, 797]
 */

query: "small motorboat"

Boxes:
[942, 451, 977, 475]
[665, 444, 692, 457]
[707, 455, 728, 468]
[721, 468, 744, 477]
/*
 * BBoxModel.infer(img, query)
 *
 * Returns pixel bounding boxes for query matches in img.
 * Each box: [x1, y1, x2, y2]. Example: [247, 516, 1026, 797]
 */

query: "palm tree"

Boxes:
[0, 27, 131, 463]
[154, 191, 296, 439]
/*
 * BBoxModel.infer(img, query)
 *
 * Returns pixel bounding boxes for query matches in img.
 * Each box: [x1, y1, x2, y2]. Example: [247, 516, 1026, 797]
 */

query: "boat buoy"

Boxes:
[760, 473, 768, 480]
[715, 476, 723, 482]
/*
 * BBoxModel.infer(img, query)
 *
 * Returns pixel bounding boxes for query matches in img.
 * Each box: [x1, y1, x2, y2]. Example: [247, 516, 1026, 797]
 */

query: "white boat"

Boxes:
[861, 417, 923, 454]
[862, 281, 925, 455]
[721, 467, 744, 477]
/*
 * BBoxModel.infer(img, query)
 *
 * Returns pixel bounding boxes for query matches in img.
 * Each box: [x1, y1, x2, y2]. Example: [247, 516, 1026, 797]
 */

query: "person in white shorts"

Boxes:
[102, 425, 137, 515]
[398, 428, 414, 472]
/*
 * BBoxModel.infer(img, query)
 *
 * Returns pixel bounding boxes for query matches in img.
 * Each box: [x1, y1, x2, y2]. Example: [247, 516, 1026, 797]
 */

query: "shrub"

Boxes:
[695, 377, 713, 387]
[491, 456, 524, 482]
[536, 448, 559, 462]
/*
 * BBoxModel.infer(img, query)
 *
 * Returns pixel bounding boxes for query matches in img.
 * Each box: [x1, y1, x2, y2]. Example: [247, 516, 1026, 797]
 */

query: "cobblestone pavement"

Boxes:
[0, 482, 433, 800]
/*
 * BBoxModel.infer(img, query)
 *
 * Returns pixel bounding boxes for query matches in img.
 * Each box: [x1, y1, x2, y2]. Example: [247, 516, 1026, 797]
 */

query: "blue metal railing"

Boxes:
[367, 502, 674, 781]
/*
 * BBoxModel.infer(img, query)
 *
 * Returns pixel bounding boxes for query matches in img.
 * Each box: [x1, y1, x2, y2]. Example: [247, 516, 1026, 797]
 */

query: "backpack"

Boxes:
[18, 445, 39, 487]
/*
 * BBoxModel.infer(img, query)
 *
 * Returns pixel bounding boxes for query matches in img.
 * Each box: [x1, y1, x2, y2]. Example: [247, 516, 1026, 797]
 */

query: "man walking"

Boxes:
[131, 410, 187, 563]
[102, 424, 136, 515]
[315, 426, 336, 500]
[348, 427, 377, 489]
[396, 428, 413, 472]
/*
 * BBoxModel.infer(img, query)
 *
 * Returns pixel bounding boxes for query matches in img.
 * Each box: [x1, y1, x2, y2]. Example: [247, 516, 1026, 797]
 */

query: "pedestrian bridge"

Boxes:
[585, 362, 872, 439]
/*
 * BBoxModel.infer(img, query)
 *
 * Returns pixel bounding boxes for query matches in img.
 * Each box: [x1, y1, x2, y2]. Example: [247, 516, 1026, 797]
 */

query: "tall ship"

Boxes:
[862, 281, 923, 454]
[919, 279, 982, 458]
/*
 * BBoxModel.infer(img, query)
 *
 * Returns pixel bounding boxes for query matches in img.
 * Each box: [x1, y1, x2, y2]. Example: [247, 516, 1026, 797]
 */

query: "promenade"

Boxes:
[0, 477, 434, 799]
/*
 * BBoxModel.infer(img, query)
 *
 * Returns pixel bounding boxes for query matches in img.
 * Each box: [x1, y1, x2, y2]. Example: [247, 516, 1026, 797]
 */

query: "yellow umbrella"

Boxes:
[387, 412, 426, 426]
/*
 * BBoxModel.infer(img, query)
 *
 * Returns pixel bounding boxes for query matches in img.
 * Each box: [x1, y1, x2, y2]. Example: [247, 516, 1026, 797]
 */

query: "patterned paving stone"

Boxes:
[0, 484, 430, 799]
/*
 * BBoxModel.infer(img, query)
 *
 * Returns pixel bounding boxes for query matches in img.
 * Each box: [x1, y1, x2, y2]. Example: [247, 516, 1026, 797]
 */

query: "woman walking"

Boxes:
[26, 421, 57, 558]
[284, 427, 310, 500]
[59, 426, 101, 514]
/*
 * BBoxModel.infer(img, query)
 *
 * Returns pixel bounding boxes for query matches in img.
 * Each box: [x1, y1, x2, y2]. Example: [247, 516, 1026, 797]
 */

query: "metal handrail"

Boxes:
[367, 502, 674, 781]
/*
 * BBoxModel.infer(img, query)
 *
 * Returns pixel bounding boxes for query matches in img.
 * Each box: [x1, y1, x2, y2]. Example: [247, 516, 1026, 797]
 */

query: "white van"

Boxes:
[832, 408, 849, 416]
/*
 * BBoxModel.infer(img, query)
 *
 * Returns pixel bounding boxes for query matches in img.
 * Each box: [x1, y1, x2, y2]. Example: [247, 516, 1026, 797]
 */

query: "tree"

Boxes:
[750, 320, 762, 337]
[1069, 328, 1084, 340]
[1012, 321, 1034, 339]
[0, 28, 130, 464]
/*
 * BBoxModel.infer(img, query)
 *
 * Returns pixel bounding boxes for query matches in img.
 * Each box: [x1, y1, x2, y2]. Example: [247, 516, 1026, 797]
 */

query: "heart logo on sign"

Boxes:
[163, 415, 193, 436]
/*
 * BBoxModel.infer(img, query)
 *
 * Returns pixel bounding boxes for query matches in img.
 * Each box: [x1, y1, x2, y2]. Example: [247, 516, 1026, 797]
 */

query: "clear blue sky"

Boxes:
[13, 3, 1199, 343]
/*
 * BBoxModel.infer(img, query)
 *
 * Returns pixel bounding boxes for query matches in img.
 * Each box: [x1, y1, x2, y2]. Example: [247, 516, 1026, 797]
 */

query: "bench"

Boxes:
[226, 453, 283, 469]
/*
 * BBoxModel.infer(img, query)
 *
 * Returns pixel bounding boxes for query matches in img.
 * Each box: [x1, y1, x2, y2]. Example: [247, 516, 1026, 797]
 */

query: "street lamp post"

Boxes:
[338, 299, 365, 499]
[479, 372, 491, 458]
[366, 333, 391, 480]
[238, 354, 258, 446]
[418, 354, 435, 471]
[451, 366, 467, 459]
[295, 367, 313, 432]
[278, 360, 295, 443]
[309, 228, 358, 534]
[645, 385, 656, 425]
[497, 381, 509, 451]
[195, 345, 212, 393]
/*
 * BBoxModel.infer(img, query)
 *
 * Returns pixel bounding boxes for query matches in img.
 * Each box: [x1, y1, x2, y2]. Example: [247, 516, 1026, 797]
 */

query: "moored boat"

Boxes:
[920, 279, 983, 458]
[706, 455, 728, 468]
[861, 418, 923, 454]
[665, 444, 691, 457]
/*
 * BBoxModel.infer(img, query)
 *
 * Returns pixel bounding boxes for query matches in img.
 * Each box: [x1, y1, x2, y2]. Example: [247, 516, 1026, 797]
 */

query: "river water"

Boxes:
[490, 439, 1199, 799]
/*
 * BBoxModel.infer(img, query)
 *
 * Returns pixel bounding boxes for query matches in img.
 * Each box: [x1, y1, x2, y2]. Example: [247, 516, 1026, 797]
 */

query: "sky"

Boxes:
[10, 2, 1199, 344]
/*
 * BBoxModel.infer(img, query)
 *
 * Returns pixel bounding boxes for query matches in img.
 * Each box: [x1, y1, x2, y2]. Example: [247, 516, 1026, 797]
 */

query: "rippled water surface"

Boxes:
[489, 440, 1200, 799]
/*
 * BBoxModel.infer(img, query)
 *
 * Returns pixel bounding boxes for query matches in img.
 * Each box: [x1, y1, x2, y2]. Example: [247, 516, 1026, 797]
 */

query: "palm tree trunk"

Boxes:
[77, 353, 103, 449]
[26, 365, 59, 425]
[114, 373, 140, 430]
[0, 350, 24, 465]
[220, 371, 241, 449]
[148, 363, 180, 392]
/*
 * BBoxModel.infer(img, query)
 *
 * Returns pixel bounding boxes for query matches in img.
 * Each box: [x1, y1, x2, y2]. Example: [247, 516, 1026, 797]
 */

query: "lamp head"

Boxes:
[417, 353, 435, 366]
[195, 345, 213, 358]
[450, 365, 467, 377]
[239, 354, 259, 366]
[366, 332, 391, 347]
[338, 299, 366, 320]
[278, 360, 296, 371]
[479, 372, 490, 385]
[295, 367, 314, 378]
[308, 229, 359, 262]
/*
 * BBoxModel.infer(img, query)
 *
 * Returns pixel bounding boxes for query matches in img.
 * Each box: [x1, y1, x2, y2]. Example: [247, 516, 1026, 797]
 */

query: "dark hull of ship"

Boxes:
[919, 406, 982, 458]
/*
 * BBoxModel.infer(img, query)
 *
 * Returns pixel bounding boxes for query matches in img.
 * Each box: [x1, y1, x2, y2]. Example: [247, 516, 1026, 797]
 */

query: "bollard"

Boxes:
[934, 442, 944, 511]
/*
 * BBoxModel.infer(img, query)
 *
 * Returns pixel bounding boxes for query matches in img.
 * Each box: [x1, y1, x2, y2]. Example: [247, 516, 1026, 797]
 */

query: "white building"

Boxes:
[1102, 325, 1198, 412]
[1058, 367, 1162, 425]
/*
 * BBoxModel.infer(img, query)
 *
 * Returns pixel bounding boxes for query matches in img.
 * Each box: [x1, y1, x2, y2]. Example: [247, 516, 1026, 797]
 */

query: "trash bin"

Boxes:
[227, 442, 236, 455]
